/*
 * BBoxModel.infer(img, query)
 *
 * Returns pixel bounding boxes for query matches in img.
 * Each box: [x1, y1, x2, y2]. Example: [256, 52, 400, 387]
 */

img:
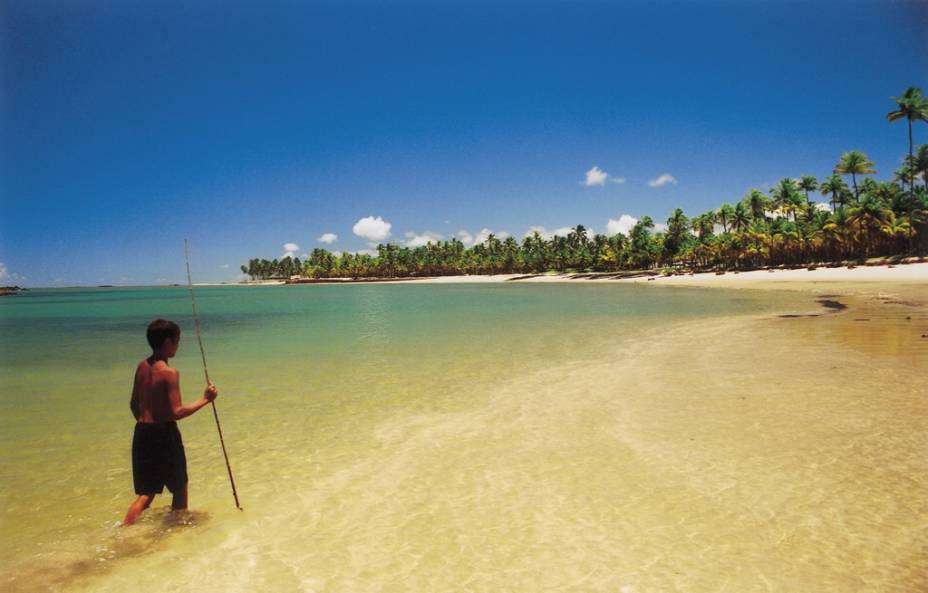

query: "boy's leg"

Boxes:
[171, 484, 188, 511]
[123, 494, 155, 526]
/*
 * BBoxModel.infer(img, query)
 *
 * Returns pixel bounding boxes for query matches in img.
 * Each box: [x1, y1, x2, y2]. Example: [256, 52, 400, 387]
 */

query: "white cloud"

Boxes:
[405, 231, 445, 248]
[456, 230, 474, 246]
[318, 233, 338, 244]
[219, 263, 230, 269]
[653, 222, 668, 232]
[473, 228, 510, 244]
[525, 226, 575, 240]
[648, 174, 677, 188]
[0, 262, 23, 283]
[610, 177, 627, 184]
[282, 242, 300, 258]
[815, 202, 833, 212]
[353, 216, 392, 242]
[584, 166, 608, 187]
[606, 214, 638, 236]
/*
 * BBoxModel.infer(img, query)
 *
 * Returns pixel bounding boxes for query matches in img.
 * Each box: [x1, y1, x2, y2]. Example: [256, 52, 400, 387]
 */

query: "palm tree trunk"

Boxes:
[908, 119, 915, 253]
[908, 119, 914, 192]
[852, 172, 858, 202]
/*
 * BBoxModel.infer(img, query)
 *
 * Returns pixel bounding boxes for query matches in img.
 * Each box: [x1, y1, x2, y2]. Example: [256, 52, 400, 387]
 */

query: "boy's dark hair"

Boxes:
[147, 319, 181, 350]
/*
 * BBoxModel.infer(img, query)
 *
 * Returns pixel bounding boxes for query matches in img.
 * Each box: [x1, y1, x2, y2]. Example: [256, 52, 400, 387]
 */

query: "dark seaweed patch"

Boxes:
[816, 299, 847, 311]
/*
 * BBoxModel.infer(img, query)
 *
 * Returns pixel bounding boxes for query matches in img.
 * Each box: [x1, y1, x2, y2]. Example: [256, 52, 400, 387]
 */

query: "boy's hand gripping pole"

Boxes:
[185, 239, 243, 511]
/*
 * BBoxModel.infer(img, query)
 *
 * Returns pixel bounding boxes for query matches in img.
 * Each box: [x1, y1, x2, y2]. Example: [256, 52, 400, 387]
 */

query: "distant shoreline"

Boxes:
[12, 261, 926, 291]
[237, 260, 928, 291]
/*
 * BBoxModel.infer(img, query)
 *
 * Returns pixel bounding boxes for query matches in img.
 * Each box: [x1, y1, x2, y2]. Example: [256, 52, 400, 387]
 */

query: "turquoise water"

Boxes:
[0, 283, 820, 592]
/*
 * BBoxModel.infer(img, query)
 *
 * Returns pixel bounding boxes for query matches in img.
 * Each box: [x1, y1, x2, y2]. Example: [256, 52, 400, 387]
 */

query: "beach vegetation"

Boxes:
[242, 87, 928, 280]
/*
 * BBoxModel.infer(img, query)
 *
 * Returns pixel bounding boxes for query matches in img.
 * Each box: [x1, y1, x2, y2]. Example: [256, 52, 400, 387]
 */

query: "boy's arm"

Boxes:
[167, 369, 217, 420]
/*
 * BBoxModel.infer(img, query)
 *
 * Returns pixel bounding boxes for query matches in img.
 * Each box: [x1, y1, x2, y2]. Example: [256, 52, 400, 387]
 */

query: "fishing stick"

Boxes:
[184, 239, 243, 511]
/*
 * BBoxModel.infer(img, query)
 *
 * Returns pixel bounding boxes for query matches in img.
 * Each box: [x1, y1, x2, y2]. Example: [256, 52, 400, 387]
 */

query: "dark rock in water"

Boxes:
[817, 299, 848, 311]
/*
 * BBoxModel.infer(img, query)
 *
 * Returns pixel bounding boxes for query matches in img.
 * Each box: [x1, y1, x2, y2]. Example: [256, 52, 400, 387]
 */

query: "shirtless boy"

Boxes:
[122, 319, 218, 525]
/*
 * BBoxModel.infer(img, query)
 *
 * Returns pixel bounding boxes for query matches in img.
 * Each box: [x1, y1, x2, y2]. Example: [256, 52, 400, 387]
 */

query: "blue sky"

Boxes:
[1, 0, 926, 286]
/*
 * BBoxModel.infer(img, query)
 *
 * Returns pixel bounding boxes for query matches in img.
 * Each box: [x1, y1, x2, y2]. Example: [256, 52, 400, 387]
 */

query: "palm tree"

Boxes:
[628, 216, 656, 268]
[834, 151, 876, 201]
[743, 189, 769, 220]
[692, 213, 715, 241]
[858, 177, 879, 199]
[568, 225, 589, 250]
[888, 86, 928, 251]
[771, 178, 803, 221]
[715, 203, 734, 233]
[880, 214, 912, 253]
[815, 209, 850, 261]
[887, 87, 928, 193]
[819, 174, 849, 212]
[663, 208, 690, 262]
[798, 175, 818, 208]
[847, 196, 893, 258]
[732, 202, 751, 232]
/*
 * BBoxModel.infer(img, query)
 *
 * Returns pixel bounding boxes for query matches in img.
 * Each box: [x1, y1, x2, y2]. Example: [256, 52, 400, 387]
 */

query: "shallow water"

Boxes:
[0, 283, 925, 592]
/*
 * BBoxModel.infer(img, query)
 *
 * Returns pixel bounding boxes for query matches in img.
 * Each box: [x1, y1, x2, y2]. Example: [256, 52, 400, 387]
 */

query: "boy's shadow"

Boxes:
[5, 509, 210, 593]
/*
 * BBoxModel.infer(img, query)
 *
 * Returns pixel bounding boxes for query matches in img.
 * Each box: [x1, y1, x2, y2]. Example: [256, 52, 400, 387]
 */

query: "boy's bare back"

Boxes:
[131, 358, 180, 423]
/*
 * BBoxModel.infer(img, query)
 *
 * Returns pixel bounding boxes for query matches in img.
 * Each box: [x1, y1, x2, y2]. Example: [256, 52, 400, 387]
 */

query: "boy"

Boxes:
[122, 319, 218, 525]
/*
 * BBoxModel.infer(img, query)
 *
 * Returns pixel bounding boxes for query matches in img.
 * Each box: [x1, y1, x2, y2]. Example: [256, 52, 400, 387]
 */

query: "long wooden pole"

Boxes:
[184, 239, 242, 510]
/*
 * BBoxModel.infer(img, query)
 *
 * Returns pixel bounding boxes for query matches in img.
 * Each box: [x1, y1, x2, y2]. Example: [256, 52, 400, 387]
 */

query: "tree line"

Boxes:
[242, 87, 928, 280]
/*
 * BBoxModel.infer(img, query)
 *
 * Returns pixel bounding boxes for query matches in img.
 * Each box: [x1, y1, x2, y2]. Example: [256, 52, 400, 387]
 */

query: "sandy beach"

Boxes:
[404, 261, 928, 289]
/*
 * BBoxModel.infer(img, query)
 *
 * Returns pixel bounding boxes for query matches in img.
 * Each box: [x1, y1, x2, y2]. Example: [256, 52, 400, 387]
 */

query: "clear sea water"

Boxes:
[1, 283, 925, 592]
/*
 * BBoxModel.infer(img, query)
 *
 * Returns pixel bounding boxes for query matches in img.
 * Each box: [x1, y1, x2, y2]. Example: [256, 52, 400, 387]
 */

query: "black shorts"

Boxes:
[132, 422, 188, 495]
